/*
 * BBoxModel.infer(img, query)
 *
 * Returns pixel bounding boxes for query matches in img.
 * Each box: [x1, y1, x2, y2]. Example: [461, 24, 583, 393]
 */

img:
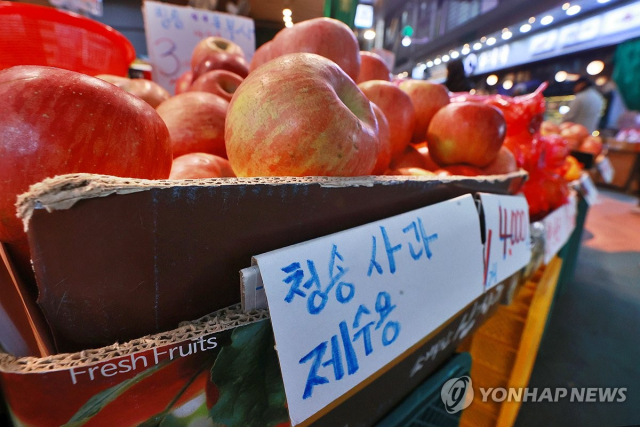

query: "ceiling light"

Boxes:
[562, 3, 570, 10]
[559, 106, 570, 114]
[282, 8, 292, 17]
[285, 21, 293, 28]
[461, 45, 471, 55]
[402, 36, 412, 47]
[541, 15, 554, 25]
[486, 37, 496, 46]
[470, 89, 476, 94]
[502, 31, 512, 40]
[520, 24, 532, 33]
[587, 60, 605, 75]
[555, 71, 568, 82]
[434, 57, 442, 65]
[283, 15, 292, 22]
[503, 80, 514, 90]
[486, 75, 498, 86]
[528, 17, 536, 23]
[451, 51, 460, 59]
[473, 42, 482, 50]
[597, 0, 611, 3]
[596, 76, 608, 86]
[427, 60, 434, 67]
[566, 5, 581, 15]
[480, 36, 487, 43]
[592, 130, 600, 137]
[363, 29, 376, 40]
[442, 55, 450, 62]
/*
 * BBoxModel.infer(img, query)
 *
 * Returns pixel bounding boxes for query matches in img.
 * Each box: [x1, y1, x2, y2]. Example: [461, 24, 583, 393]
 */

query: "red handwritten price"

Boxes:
[498, 206, 527, 259]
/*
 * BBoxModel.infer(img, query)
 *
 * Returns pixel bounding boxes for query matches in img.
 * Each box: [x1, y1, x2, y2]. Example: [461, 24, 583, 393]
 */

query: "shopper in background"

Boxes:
[445, 59, 472, 93]
[562, 76, 605, 133]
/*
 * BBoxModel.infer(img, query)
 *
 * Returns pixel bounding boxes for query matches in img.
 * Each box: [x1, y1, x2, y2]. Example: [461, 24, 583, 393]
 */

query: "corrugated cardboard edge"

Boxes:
[16, 172, 528, 232]
[0, 305, 268, 374]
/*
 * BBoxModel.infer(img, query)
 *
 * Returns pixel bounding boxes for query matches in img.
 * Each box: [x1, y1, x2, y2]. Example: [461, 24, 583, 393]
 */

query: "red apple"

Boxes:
[356, 52, 391, 84]
[398, 80, 450, 143]
[189, 70, 244, 102]
[266, 18, 361, 81]
[358, 80, 416, 161]
[120, 79, 170, 108]
[0, 66, 172, 247]
[390, 145, 426, 169]
[414, 143, 443, 171]
[95, 74, 130, 88]
[559, 122, 574, 131]
[156, 92, 229, 159]
[540, 120, 560, 136]
[175, 70, 194, 94]
[579, 136, 603, 156]
[481, 147, 518, 175]
[426, 102, 506, 167]
[193, 52, 249, 80]
[371, 103, 391, 175]
[225, 53, 378, 177]
[191, 37, 245, 71]
[250, 41, 274, 73]
[170, 153, 235, 179]
[561, 123, 589, 142]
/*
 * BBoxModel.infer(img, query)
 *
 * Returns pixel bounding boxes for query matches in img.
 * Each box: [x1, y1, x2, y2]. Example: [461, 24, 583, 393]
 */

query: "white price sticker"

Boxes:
[597, 157, 615, 184]
[143, 1, 255, 94]
[579, 173, 599, 206]
[254, 195, 485, 425]
[479, 193, 531, 290]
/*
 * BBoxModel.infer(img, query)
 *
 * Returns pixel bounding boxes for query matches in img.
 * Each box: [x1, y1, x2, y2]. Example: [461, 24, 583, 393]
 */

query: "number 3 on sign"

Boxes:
[153, 38, 180, 77]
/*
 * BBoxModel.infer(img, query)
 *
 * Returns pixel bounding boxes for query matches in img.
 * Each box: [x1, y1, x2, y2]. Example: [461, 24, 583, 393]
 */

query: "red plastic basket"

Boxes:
[0, 1, 135, 76]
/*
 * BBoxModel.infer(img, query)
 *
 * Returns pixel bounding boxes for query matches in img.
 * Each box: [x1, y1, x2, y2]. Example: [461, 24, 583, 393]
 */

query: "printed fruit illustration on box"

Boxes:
[1, 320, 290, 427]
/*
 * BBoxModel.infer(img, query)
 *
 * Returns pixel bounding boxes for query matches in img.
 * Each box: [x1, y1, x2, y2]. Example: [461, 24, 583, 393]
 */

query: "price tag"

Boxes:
[579, 172, 599, 206]
[254, 195, 485, 425]
[143, 1, 255, 94]
[543, 194, 577, 264]
[597, 157, 615, 183]
[478, 193, 531, 290]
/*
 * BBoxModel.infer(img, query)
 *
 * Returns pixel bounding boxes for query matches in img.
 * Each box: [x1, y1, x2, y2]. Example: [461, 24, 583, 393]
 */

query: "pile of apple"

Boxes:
[541, 121, 604, 157]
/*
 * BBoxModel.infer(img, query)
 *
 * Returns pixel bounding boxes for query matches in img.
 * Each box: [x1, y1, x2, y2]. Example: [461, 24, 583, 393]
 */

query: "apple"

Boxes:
[193, 52, 249, 80]
[386, 167, 435, 176]
[427, 102, 506, 167]
[191, 37, 245, 72]
[414, 144, 443, 171]
[579, 136, 603, 156]
[398, 80, 450, 143]
[120, 79, 170, 108]
[189, 70, 244, 102]
[356, 52, 391, 84]
[156, 92, 229, 159]
[481, 147, 518, 175]
[249, 41, 274, 73]
[371, 103, 391, 175]
[390, 145, 426, 169]
[559, 122, 574, 131]
[358, 80, 416, 160]
[561, 123, 589, 142]
[540, 121, 560, 136]
[175, 70, 194, 94]
[95, 74, 129, 88]
[0, 66, 172, 277]
[225, 53, 378, 177]
[264, 18, 361, 81]
[170, 153, 235, 179]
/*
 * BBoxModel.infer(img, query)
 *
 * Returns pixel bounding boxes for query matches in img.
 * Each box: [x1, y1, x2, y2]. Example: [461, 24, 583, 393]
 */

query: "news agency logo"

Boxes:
[441, 376, 474, 414]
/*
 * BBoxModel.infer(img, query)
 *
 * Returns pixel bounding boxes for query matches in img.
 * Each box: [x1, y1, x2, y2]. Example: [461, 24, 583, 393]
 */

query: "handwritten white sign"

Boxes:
[479, 193, 531, 290]
[543, 194, 577, 264]
[597, 157, 615, 184]
[254, 195, 485, 425]
[143, 1, 255, 94]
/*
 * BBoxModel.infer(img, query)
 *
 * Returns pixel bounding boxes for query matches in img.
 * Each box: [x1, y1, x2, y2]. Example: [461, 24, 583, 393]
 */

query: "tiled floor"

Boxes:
[516, 190, 640, 427]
